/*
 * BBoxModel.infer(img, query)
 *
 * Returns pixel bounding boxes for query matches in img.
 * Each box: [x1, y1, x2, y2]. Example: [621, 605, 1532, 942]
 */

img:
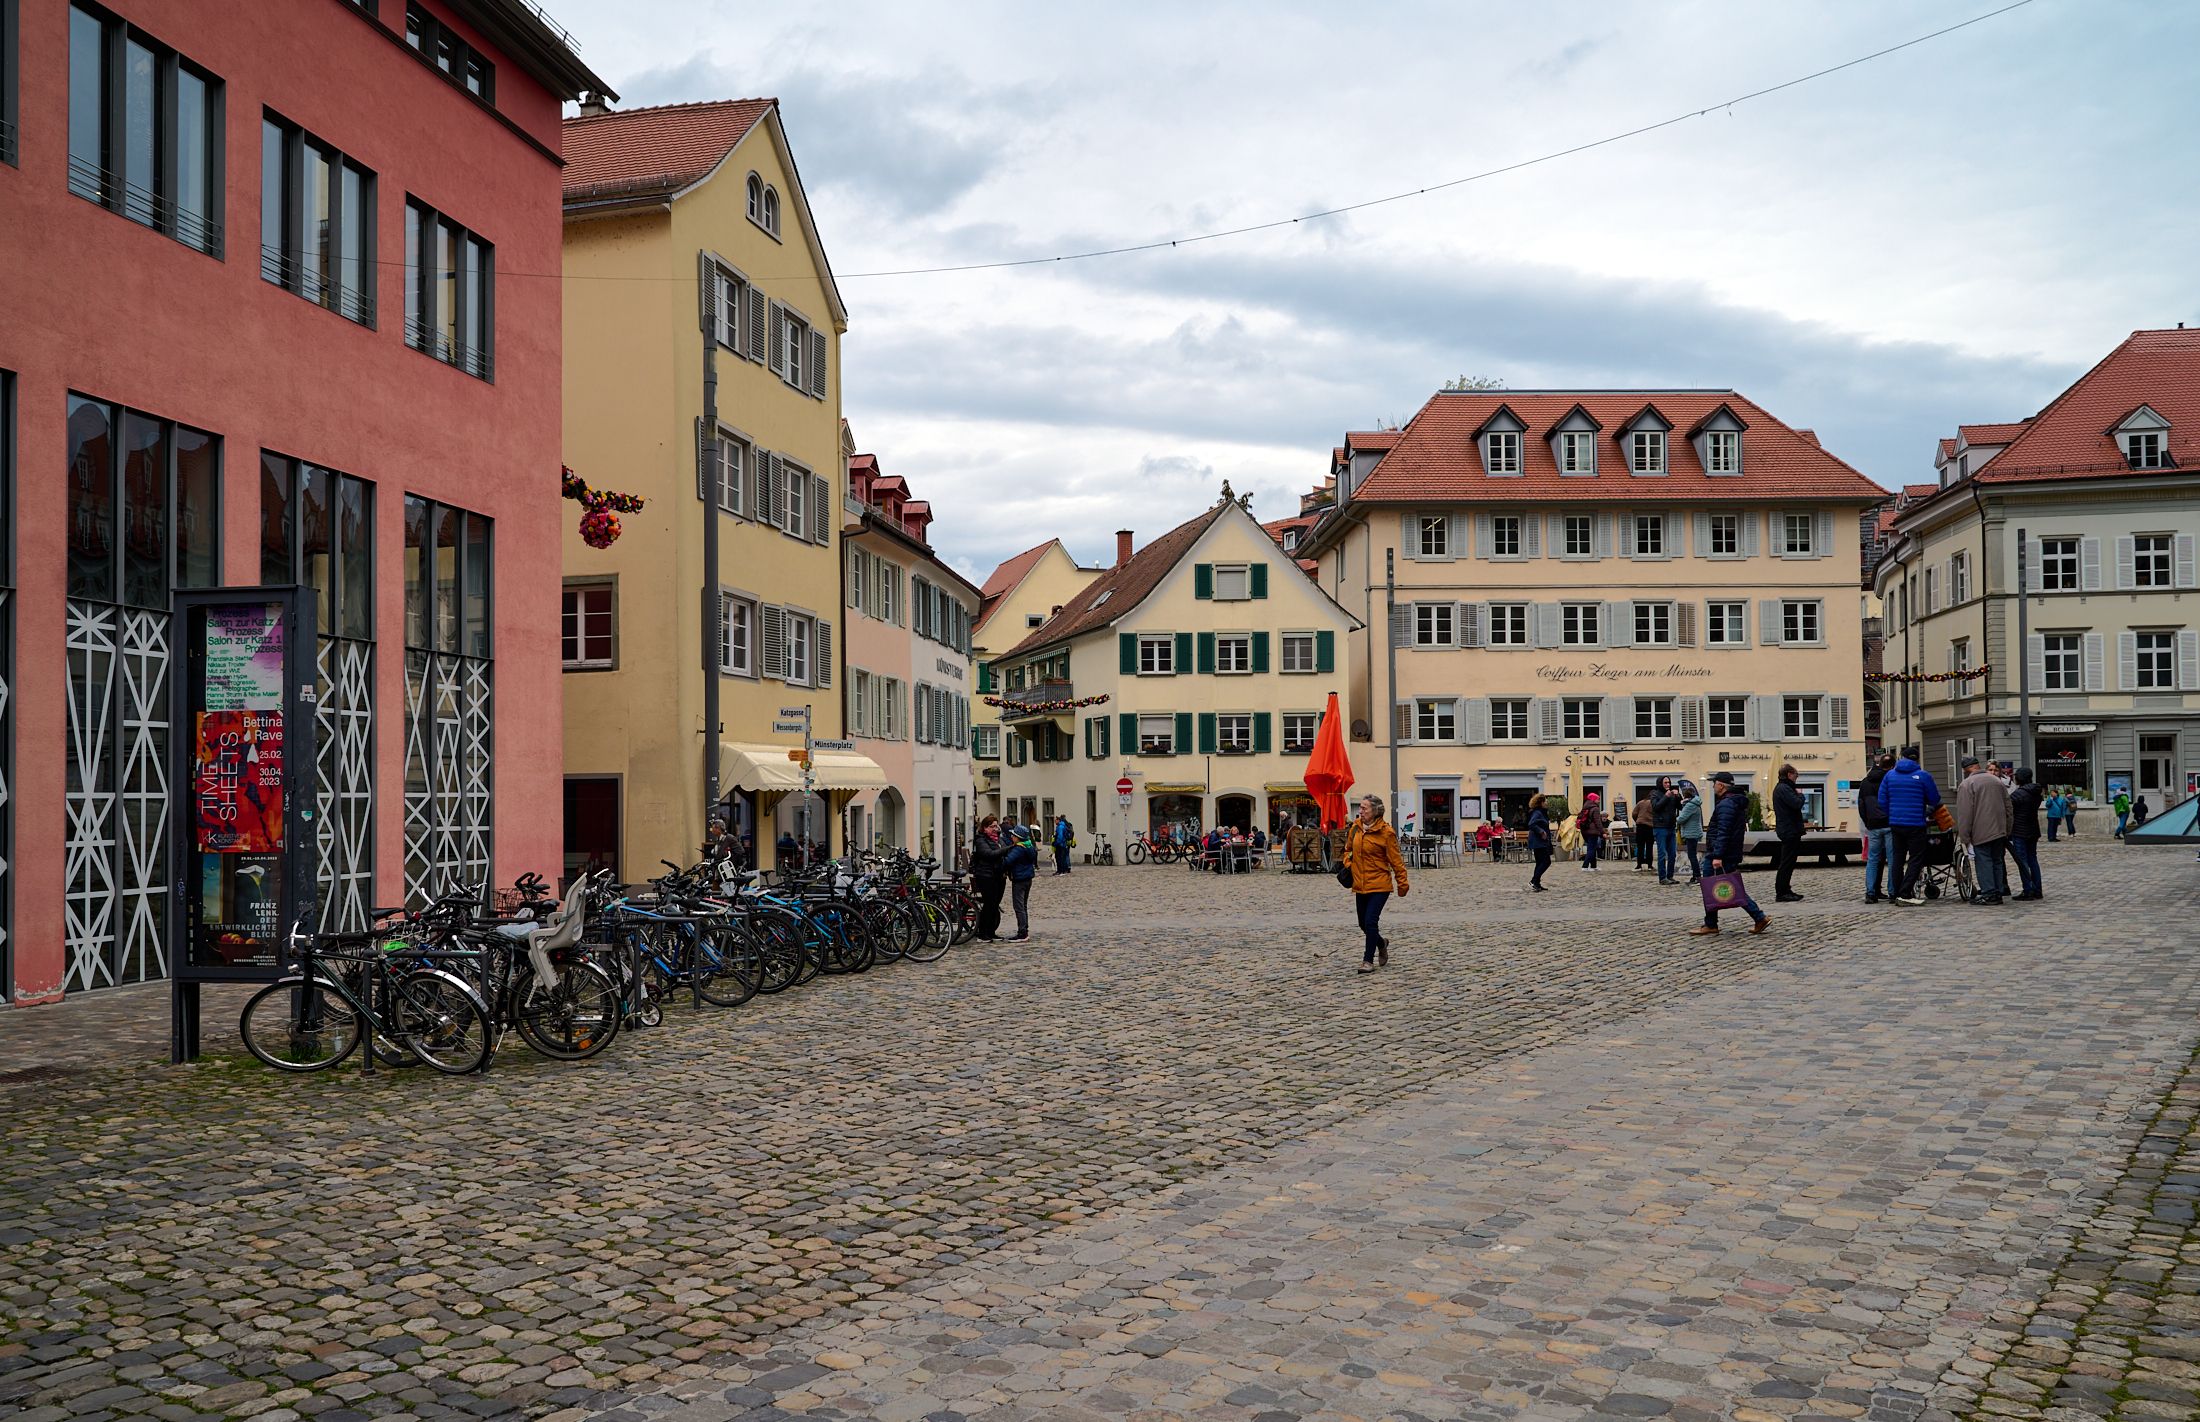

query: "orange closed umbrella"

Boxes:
[1304, 691, 1355, 833]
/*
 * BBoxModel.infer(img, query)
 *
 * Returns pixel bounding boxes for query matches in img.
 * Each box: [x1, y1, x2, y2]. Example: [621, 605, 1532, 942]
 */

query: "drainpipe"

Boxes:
[2016, 528, 2031, 771]
[700, 254, 722, 835]
[1385, 547, 1401, 822]
[1969, 478, 1992, 757]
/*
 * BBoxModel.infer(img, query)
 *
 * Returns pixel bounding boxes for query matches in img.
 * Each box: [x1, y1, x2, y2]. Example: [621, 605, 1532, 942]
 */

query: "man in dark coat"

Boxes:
[1689, 771, 1770, 936]
[1771, 763, 1807, 903]
[968, 817, 1008, 941]
[1650, 776, 1682, 885]
[1860, 750, 1894, 903]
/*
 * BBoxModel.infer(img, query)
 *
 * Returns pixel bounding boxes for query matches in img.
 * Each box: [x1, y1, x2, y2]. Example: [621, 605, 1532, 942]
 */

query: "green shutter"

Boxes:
[1251, 631, 1270, 673]
[1253, 712, 1272, 754]
[1099, 715, 1110, 758]
[1174, 711, 1193, 753]
[1119, 712, 1138, 753]
[1316, 629, 1335, 674]
[1197, 631, 1216, 675]
[978, 660, 995, 693]
[1119, 632, 1137, 674]
[1174, 632, 1193, 674]
[1194, 563, 1214, 599]
[1198, 712, 1217, 754]
[1083, 717, 1093, 758]
[1250, 563, 1269, 599]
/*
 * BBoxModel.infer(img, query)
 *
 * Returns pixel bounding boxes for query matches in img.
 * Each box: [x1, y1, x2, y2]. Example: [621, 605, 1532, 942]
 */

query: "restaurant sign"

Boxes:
[2037, 723, 2097, 733]
[1144, 782, 1207, 795]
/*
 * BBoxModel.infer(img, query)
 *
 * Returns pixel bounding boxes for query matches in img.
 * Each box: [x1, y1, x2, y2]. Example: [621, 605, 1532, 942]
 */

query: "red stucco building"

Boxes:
[0, 0, 611, 1003]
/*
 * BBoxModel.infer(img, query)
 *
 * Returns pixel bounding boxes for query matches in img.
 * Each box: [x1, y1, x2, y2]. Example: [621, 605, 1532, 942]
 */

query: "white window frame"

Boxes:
[1782, 599, 1822, 645]
[1217, 713, 1254, 754]
[1633, 514, 1664, 557]
[1280, 631, 1316, 673]
[1634, 601, 1673, 646]
[1212, 563, 1252, 601]
[1629, 429, 1665, 474]
[1559, 430, 1596, 474]
[880, 677, 901, 738]
[1486, 430, 1521, 474]
[1707, 696, 1747, 740]
[1282, 712, 1318, 754]
[1216, 632, 1252, 674]
[1138, 634, 1174, 675]
[1490, 698, 1530, 741]
[784, 611, 814, 686]
[1783, 512, 1815, 556]
[1706, 429, 1739, 473]
[2134, 534, 2173, 589]
[1138, 714, 1175, 755]
[1949, 551, 1969, 604]
[1708, 513, 1740, 557]
[1415, 698, 1456, 743]
[1416, 514, 1449, 558]
[1562, 602, 1601, 646]
[2135, 630, 2175, 689]
[2042, 633, 2081, 692]
[562, 582, 616, 670]
[1415, 602, 1455, 647]
[1487, 603, 1528, 647]
[1562, 514, 1593, 557]
[2125, 430, 2166, 469]
[721, 593, 756, 677]
[1706, 600, 1747, 646]
[716, 431, 747, 516]
[1562, 697, 1601, 740]
[2039, 537, 2078, 591]
[1783, 695, 1822, 740]
[1490, 514, 1523, 558]
[1634, 697, 1673, 740]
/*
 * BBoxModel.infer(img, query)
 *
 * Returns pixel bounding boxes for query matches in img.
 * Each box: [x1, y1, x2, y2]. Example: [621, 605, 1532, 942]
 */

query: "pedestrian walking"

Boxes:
[1954, 756, 2011, 906]
[1632, 791, 1655, 872]
[2008, 768, 2045, 900]
[1343, 794, 1410, 972]
[2132, 796, 2151, 830]
[1004, 824, 1040, 940]
[1651, 775, 1681, 885]
[2113, 787, 2132, 837]
[2062, 790, 2079, 837]
[1676, 780, 1705, 883]
[1689, 771, 1770, 936]
[969, 815, 1008, 941]
[1860, 750, 1894, 902]
[2043, 787, 2063, 841]
[1771, 763, 1807, 903]
[1526, 793, 1553, 892]
[1879, 748, 1942, 906]
[1051, 814, 1075, 875]
[1577, 792, 1608, 871]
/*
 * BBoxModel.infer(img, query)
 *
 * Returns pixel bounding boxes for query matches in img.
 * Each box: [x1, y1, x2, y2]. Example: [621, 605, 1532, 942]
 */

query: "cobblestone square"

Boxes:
[3, 843, 2197, 1422]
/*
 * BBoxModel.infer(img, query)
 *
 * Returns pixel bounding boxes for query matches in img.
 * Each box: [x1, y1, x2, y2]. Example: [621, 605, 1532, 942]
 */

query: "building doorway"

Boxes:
[563, 777, 619, 889]
[1149, 794, 1202, 844]
[1216, 794, 1254, 832]
[2140, 734, 2177, 802]
[874, 787, 903, 851]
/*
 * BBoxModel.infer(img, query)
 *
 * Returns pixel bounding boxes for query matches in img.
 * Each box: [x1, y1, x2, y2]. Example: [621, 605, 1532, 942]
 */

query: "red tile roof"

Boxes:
[562, 99, 773, 202]
[1346, 430, 1402, 450]
[1002, 505, 1230, 660]
[1943, 328, 2200, 497]
[1956, 421, 2029, 447]
[979, 541, 1059, 600]
[1901, 483, 1938, 500]
[1348, 390, 1883, 504]
[1935, 439, 1956, 462]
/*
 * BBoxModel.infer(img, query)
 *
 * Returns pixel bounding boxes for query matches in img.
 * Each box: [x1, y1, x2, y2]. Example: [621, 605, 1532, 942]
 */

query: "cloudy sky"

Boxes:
[551, 0, 2199, 578]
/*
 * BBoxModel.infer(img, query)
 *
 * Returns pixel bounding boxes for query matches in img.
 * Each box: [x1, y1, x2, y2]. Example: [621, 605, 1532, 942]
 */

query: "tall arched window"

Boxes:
[762, 187, 780, 235]
[746, 173, 762, 223]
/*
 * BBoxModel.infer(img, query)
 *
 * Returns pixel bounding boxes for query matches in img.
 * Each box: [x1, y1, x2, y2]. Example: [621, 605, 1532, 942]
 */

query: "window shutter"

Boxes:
[1251, 631, 1270, 673]
[1097, 714, 1111, 758]
[1315, 630, 1335, 674]
[1593, 513, 1613, 558]
[2080, 537, 2103, 591]
[1740, 514, 1760, 558]
[1524, 516, 1541, 559]
[1607, 602, 1632, 648]
[2118, 631, 2139, 690]
[1461, 697, 1490, 746]
[808, 330, 827, 399]
[1475, 512, 1493, 558]
[1675, 601, 1696, 648]
[1193, 563, 1214, 599]
[1119, 633, 1137, 674]
[743, 287, 768, 363]
[1174, 711, 1193, 753]
[1692, 512, 1709, 556]
[1253, 712, 1272, 754]
[847, 549, 863, 608]
[1678, 696, 1704, 743]
[1534, 603, 1561, 649]
[2083, 632, 2105, 692]
[812, 476, 831, 544]
[1394, 701, 1415, 745]
[1447, 514, 1466, 560]
[1660, 512, 1678, 559]
[697, 251, 718, 333]
[767, 303, 786, 376]
[1119, 712, 1137, 752]
[2114, 535, 2140, 590]
[1604, 697, 1627, 743]
[1828, 695, 1850, 741]
[1740, 695, 1757, 740]
[1759, 599, 1784, 646]
[1457, 603, 1483, 649]
[760, 604, 787, 679]
[1250, 562, 1269, 599]
[2177, 534, 2199, 589]
[1174, 631, 1193, 674]
[1536, 697, 1560, 743]
[1390, 606, 1413, 648]
[816, 620, 832, 687]
[1197, 632, 1216, 675]
[2180, 630, 2200, 691]
[2026, 633, 2045, 692]
[1757, 695, 1783, 739]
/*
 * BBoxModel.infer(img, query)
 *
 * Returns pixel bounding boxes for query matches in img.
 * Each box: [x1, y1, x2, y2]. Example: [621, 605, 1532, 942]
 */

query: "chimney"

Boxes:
[1115, 529, 1134, 567]
[577, 91, 611, 117]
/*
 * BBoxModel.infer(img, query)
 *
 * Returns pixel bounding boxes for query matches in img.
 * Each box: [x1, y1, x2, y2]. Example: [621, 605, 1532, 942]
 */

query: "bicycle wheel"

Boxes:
[239, 977, 362, 1072]
[695, 924, 761, 1007]
[1955, 848, 1977, 903]
[1126, 842, 1147, 865]
[902, 902, 953, 962]
[751, 914, 807, 994]
[859, 902, 906, 962]
[387, 969, 493, 1074]
[509, 960, 622, 1061]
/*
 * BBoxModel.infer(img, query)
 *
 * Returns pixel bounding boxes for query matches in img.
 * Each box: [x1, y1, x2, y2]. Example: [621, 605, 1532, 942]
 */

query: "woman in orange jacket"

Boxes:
[1344, 794, 1410, 974]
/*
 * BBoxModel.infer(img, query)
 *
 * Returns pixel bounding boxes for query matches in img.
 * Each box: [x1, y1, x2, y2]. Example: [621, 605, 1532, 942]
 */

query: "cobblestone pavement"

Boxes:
[0, 843, 2194, 1422]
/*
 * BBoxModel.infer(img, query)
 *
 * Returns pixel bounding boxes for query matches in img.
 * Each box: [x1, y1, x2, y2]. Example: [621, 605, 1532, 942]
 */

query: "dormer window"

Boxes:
[1487, 431, 1520, 473]
[2126, 431, 2165, 469]
[1559, 431, 1595, 473]
[2111, 404, 2172, 470]
[1629, 430, 1665, 474]
[1474, 405, 1527, 477]
[1706, 430, 1739, 473]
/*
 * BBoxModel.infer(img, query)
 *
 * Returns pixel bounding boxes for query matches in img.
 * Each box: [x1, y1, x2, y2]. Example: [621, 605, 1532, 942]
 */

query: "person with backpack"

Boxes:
[1676, 781, 1705, 884]
[1526, 793, 1553, 892]
[1576, 792, 1608, 871]
[1859, 750, 1894, 903]
[1004, 824, 1040, 941]
[1343, 795, 1410, 973]
[968, 816, 1008, 941]
[2113, 787, 2132, 837]
[1878, 749, 1943, 907]
[1051, 814, 1075, 876]
[1689, 771, 1770, 937]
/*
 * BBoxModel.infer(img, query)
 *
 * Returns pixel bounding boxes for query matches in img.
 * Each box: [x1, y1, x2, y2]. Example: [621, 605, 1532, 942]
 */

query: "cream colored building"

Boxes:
[989, 496, 1354, 850]
[972, 539, 1099, 819]
[559, 98, 871, 877]
[1876, 329, 2200, 818]
[1302, 391, 1884, 838]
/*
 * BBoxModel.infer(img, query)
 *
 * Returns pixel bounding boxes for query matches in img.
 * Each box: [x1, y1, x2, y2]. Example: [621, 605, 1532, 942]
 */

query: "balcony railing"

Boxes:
[996, 681, 1074, 720]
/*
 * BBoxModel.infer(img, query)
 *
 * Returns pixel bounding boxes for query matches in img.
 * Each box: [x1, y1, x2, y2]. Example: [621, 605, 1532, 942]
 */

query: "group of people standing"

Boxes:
[966, 813, 1076, 942]
[1858, 748, 2047, 906]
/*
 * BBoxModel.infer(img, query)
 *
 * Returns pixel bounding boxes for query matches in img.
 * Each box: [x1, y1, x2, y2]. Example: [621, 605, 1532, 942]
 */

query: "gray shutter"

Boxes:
[1457, 602, 1483, 649]
[816, 619, 833, 688]
[1678, 696, 1704, 743]
[812, 475, 831, 544]
[1393, 700, 1415, 745]
[1536, 697, 1560, 743]
[1593, 513, 1613, 558]
[1675, 601, 1696, 648]
[1663, 512, 1680, 559]
[2080, 536, 2102, 591]
[697, 251, 718, 333]
[1759, 599, 1784, 646]
[2083, 632, 2105, 692]
[808, 330, 828, 399]
[767, 302, 787, 376]
[760, 604, 787, 679]
[2180, 630, 2200, 691]
[1814, 511, 1834, 558]
[746, 445, 764, 519]
[1604, 697, 1627, 742]
[2026, 633, 2045, 693]
[1602, 601, 1626, 648]
[2115, 535, 2136, 590]
[1524, 515, 1541, 558]
[744, 287, 768, 363]
[1741, 514, 1761, 557]
[1692, 511, 1710, 557]
[1828, 694, 1850, 741]
[2177, 534, 2198, 589]
[1447, 513, 1466, 561]
[1461, 697, 1490, 745]
[1534, 602, 1561, 649]
[2118, 631, 2138, 690]
[694, 417, 709, 502]
[1390, 606, 1413, 648]
[1475, 512, 1493, 560]
[1757, 695, 1783, 739]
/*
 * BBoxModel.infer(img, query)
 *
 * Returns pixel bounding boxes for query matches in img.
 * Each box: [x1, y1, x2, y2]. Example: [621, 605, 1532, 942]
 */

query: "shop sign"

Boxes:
[1144, 782, 1206, 795]
[935, 657, 964, 680]
[1536, 661, 1718, 685]
[2037, 723, 2096, 733]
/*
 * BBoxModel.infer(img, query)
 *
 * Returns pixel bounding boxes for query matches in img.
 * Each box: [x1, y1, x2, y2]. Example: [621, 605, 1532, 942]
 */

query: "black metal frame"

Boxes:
[258, 451, 375, 641]
[404, 197, 496, 381]
[260, 109, 379, 326]
[402, 494, 495, 904]
[65, 0, 226, 256]
[2, 0, 20, 167]
[65, 391, 224, 609]
[167, 586, 320, 1062]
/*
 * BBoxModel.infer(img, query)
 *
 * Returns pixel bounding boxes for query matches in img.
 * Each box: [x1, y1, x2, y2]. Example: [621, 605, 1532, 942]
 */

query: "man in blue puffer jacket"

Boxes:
[1877, 749, 1942, 906]
[1688, 771, 1769, 936]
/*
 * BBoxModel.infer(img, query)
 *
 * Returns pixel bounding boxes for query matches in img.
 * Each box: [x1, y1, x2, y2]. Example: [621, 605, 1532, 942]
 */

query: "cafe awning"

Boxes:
[720, 741, 889, 799]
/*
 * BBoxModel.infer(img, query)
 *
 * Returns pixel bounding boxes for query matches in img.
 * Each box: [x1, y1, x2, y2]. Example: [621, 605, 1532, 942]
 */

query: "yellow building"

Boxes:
[558, 98, 871, 878]
[1302, 391, 1885, 839]
[972, 539, 1100, 819]
[991, 495, 1355, 850]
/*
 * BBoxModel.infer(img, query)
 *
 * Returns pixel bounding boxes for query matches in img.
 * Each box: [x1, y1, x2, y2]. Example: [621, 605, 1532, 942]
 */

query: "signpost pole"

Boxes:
[2016, 528, 2032, 771]
[802, 703, 814, 865]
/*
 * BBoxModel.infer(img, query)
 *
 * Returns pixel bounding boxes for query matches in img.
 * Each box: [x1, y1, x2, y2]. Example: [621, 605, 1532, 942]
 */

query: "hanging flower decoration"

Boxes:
[984, 693, 1112, 712]
[1865, 665, 1991, 684]
[561, 465, 646, 549]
